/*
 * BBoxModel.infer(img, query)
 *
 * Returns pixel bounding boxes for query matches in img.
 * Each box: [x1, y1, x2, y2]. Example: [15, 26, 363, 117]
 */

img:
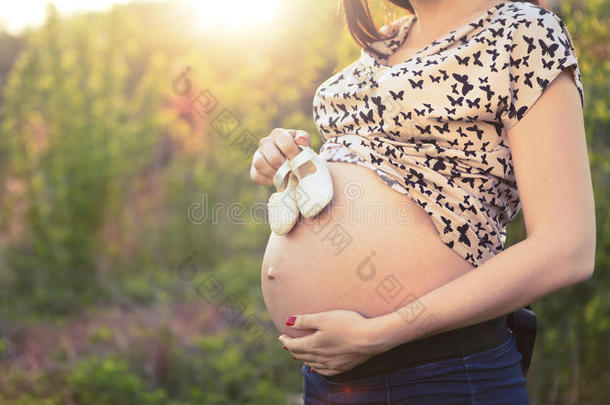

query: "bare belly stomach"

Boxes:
[260, 161, 474, 338]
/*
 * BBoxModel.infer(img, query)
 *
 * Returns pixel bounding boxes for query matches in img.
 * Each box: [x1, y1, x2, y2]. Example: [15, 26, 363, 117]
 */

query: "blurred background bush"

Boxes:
[0, 0, 607, 404]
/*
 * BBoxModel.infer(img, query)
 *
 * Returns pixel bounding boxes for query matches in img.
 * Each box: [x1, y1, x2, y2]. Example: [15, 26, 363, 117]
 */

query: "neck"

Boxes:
[408, 0, 504, 38]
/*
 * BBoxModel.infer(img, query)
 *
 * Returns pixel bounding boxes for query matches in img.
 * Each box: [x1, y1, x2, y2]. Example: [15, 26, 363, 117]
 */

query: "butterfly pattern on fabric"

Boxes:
[312, 1, 584, 268]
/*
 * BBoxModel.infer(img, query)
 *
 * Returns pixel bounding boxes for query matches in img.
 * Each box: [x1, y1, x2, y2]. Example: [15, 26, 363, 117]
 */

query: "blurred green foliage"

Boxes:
[502, 1, 610, 404]
[0, 0, 607, 404]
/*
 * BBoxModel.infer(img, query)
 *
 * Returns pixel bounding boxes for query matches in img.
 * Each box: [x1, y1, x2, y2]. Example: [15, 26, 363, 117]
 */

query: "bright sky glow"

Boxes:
[0, 1, 134, 34]
[186, 0, 282, 31]
[0, 0, 283, 35]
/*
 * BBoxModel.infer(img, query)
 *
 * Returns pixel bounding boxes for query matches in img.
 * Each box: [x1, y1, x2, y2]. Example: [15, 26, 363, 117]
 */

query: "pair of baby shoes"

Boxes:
[267, 146, 334, 235]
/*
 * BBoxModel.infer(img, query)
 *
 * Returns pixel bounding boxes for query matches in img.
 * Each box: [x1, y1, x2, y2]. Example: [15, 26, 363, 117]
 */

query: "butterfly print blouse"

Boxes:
[312, 1, 585, 268]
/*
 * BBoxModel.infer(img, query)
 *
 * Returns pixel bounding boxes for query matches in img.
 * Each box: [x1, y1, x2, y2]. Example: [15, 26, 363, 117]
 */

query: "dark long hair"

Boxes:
[341, 0, 547, 58]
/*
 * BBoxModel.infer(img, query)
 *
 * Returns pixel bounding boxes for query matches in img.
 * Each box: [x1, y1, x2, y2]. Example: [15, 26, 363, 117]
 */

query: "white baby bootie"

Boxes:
[287, 146, 334, 218]
[267, 160, 300, 235]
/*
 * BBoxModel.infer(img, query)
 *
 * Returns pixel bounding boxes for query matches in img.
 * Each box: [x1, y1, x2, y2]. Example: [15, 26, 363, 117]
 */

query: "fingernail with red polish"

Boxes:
[292, 356, 296, 360]
[283, 346, 287, 350]
[311, 369, 317, 373]
[285, 316, 296, 326]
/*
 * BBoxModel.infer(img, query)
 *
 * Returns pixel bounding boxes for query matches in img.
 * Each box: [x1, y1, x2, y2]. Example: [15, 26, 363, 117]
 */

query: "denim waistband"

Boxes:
[322, 314, 510, 383]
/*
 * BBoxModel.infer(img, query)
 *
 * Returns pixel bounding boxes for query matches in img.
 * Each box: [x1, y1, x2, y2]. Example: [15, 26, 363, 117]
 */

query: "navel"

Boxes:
[266, 266, 276, 280]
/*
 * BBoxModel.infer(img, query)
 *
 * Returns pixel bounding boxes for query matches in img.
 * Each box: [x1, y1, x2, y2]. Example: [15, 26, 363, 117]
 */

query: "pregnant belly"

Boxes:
[260, 161, 474, 338]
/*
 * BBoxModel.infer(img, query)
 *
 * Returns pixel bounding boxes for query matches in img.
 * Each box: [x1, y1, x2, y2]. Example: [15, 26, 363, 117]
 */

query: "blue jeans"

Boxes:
[301, 332, 529, 404]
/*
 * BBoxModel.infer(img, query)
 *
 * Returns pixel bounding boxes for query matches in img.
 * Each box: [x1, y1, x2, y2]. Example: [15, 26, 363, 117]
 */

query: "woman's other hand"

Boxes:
[250, 128, 311, 186]
[278, 309, 385, 376]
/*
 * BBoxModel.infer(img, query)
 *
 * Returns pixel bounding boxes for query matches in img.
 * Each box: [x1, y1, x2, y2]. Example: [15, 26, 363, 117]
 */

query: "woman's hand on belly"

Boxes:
[277, 309, 384, 376]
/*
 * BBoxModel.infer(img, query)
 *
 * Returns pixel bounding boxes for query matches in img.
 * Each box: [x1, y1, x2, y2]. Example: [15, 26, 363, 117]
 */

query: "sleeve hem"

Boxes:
[501, 56, 581, 131]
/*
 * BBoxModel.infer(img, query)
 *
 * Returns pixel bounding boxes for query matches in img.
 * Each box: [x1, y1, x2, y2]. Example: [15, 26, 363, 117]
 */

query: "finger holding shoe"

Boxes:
[250, 128, 311, 186]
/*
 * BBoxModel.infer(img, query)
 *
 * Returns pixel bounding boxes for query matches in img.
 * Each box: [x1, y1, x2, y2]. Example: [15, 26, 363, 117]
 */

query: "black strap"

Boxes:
[506, 305, 537, 377]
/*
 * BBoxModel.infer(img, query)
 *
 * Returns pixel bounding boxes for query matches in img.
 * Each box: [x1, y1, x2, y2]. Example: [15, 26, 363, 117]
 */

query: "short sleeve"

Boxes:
[500, 7, 585, 130]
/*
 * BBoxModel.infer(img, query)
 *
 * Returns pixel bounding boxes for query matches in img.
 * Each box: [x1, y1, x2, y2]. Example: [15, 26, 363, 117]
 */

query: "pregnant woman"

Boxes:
[250, 0, 595, 403]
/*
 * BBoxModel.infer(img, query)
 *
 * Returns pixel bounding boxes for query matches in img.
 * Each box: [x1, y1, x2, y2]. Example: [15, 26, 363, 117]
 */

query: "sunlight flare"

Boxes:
[187, 0, 282, 31]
